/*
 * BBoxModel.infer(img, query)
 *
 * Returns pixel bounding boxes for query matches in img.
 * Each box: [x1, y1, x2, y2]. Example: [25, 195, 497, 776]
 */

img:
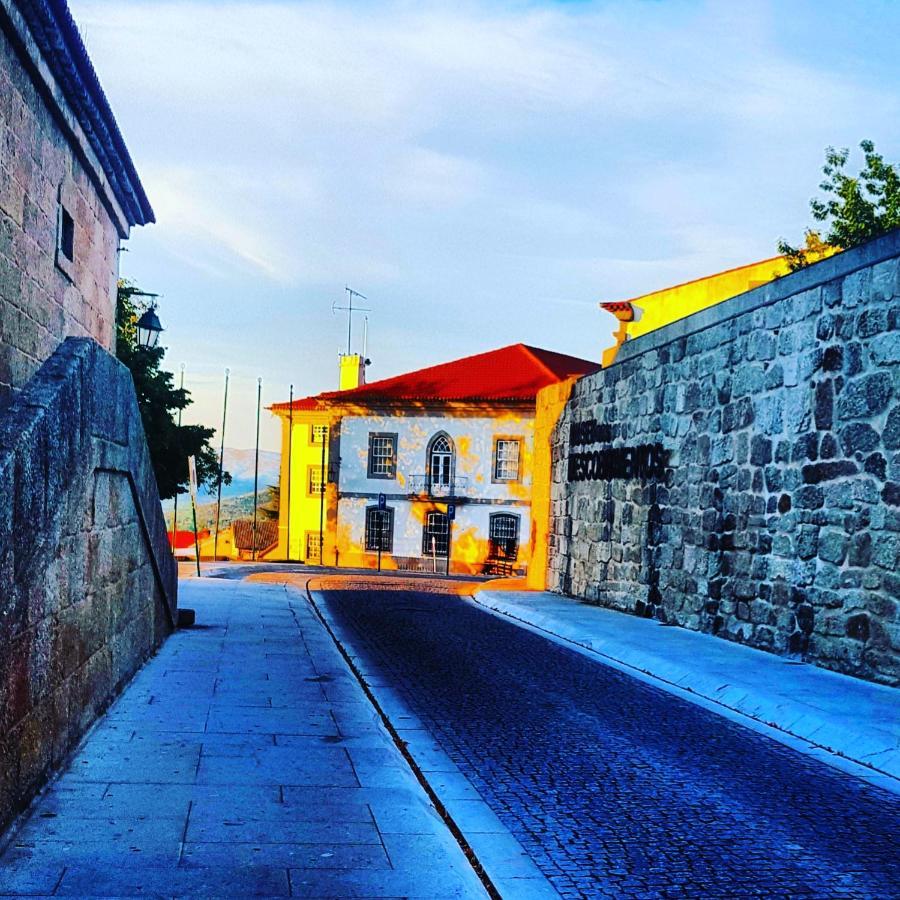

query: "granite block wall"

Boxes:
[0, 338, 177, 832]
[0, 14, 121, 403]
[548, 231, 900, 685]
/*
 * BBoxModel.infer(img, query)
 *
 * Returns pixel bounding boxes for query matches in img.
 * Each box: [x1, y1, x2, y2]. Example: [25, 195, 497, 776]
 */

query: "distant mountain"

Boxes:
[201, 448, 280, 500]
[161, 448, 280, 514]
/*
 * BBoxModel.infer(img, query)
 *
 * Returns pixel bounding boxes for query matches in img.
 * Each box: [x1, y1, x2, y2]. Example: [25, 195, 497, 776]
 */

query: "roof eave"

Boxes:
[6, 0, 154, 229]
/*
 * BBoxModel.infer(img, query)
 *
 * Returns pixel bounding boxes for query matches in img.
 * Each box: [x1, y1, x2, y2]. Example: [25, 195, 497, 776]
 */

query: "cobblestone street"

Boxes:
[319, 588, 900, 900]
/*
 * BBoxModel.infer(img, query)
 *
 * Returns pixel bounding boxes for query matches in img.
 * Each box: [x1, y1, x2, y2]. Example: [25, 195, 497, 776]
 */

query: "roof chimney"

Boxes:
[339, 353, 367, 391]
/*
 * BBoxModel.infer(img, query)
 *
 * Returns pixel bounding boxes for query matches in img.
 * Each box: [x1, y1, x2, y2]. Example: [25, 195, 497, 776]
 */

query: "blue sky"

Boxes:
[70, 0, 900, 451]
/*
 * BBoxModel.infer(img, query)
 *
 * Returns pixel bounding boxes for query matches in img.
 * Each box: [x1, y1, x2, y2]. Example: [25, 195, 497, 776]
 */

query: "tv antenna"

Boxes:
[332, 286, 371, 355]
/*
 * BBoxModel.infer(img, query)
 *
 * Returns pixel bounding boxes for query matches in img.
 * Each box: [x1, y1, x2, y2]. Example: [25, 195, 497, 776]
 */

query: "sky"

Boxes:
[69, 0, 900, 452]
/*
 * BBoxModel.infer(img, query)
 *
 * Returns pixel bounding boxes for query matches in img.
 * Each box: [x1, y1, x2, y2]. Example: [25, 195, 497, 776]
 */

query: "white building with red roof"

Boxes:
[270, 344, 598, 575]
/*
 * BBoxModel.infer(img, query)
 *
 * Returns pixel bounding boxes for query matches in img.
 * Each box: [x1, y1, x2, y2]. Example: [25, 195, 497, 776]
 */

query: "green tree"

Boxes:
[779, 140, 900, 270]
[116, 281, 230, 500]
[257, 484, 280, 520]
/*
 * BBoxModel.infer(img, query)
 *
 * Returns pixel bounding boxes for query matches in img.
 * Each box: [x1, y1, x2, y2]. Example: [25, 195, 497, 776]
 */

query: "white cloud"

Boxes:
[67, 0, 900, 446]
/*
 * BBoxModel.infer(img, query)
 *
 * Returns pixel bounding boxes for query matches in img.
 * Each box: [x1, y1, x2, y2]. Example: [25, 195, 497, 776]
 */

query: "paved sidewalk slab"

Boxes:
[474, 589, 900, 788]
[0, 579, 486, 898]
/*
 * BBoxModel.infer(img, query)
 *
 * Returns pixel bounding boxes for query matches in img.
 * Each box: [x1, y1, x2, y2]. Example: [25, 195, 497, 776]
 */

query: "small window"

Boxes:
[423, 511, 450, 557]
[368, 433, 397, 479]
[305, 532, 322, 561]
[365, 507, 394, 552]
[311, 424, 328, 445]
[307, 466, 325, 495]
[493, 438, 521, 482]
[58, 207, 74, 261]
[489, 513, 519, 561]
[55, 181, 77, 282]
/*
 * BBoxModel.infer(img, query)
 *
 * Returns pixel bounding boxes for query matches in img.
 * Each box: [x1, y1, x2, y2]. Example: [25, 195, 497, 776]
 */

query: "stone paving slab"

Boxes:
[474, 588, 900, 789]
[0, 579, 486, 898]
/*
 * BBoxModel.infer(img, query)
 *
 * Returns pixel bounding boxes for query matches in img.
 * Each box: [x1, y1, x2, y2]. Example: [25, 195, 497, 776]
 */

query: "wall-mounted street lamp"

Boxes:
[136, 303, 164, 349]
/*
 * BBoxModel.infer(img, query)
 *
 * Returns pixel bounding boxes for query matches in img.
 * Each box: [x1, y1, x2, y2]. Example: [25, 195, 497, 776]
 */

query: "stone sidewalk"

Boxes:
[473, 588, 900, 791]
[0, 579, 487, 898]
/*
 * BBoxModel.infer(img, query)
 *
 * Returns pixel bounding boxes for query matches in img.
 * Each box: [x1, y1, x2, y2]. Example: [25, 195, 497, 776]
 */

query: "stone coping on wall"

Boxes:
[0, 337, 177, 624]
[616, 228, 900, 365]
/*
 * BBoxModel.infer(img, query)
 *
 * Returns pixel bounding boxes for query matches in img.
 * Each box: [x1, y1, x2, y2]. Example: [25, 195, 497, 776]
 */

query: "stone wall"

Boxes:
[548, 231, 900, 686]
[0, 338, 177, 832]
[0, 7, 122, 402]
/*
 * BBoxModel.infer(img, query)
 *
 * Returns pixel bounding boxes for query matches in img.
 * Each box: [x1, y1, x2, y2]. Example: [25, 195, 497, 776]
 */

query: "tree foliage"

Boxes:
[257, 484, 280, 521]
[116, 281, 230, 500]
[779, 140, 900, 271]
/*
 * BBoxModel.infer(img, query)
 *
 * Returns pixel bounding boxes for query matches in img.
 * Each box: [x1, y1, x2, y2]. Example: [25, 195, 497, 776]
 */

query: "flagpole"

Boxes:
[252, 377, 262, 562]
[319, 423, 326, 565]
[286, 383, 293, 561]
[188, 455, 201, 578]
[213, 367, 229, 561]
[171, 362, 185, 553]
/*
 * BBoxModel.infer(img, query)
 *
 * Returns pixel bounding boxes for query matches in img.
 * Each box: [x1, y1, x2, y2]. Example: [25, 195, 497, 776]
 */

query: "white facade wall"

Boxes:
[335, 411, 534, 571]
[339, 413, 534, 497]
[337, 497, 533, 567]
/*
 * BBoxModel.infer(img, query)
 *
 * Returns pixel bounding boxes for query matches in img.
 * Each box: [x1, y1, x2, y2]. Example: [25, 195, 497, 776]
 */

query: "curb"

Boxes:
[305, 583, 560, 899]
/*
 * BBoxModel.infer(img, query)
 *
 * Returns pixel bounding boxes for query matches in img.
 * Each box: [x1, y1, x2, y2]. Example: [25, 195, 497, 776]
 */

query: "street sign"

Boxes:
[447, 503, 456, 521]
[187, 455, 198, 505]
[187, 456, 201, 577]
[378, 493, 386, 510]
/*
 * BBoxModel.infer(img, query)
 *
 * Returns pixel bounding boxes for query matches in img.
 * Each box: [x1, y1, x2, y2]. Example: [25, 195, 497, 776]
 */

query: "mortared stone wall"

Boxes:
[549, 230, 900, 686]
[0, 10, 123, 404]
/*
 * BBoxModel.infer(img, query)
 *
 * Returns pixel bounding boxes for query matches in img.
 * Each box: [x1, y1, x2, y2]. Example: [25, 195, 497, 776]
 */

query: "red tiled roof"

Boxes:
[271, 344, 598, 411]
[167, 530, 200, 550]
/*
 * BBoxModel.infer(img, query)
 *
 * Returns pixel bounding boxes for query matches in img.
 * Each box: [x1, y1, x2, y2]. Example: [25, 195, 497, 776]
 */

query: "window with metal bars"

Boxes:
[365, 507, 394, 552]
[305, 532, 322, 560]
[422, 511, 450, 557]
[488, 513, 519, 560]
[307, 466, 325, 495]
[311, 424, 328, 445]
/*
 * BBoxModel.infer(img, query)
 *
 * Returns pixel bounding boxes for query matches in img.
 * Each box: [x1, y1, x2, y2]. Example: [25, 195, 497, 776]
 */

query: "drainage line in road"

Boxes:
[303, 580, 502, 900]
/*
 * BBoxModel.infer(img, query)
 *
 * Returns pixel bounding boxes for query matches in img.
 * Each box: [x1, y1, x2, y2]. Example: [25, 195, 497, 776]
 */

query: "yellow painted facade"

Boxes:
[526, 377, 581, 590]
[339, 354, 367, 391]
[270, 353, 368, 562]
[196, 526, 235, 561]
[600, 255, 819, 366]
[272, 410, 334, 561]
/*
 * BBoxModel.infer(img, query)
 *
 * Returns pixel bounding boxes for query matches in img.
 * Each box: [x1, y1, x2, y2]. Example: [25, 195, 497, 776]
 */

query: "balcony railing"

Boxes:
[407, 474, 472, 499]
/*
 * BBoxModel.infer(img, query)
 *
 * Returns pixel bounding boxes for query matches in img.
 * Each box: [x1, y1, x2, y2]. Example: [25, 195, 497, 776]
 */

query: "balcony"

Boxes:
[407, 474, 473, 499]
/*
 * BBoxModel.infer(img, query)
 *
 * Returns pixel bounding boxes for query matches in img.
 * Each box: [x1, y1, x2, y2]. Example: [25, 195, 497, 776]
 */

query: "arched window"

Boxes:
[427, 433, 455, 491]
[489, 513, 519, 561]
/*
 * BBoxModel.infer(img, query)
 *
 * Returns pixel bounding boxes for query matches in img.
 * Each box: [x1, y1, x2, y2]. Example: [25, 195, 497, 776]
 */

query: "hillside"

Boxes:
[166, 490, 277, 532]
[203, 448, 280, 500]
[162, 448, 280, 520]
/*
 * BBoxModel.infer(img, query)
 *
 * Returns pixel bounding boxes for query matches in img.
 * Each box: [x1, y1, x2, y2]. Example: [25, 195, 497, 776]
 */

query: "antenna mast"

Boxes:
[332, 286, 370, 355]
